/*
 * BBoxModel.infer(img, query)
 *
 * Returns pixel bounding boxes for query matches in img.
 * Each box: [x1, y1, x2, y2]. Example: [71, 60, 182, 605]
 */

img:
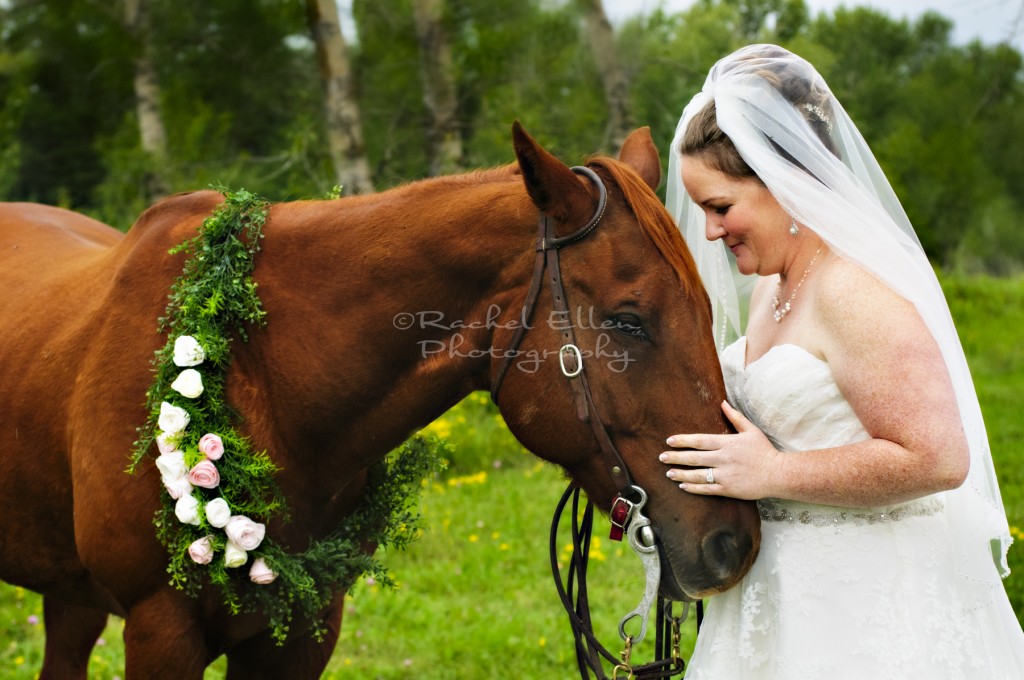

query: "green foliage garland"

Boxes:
[130, 188, 444, 642]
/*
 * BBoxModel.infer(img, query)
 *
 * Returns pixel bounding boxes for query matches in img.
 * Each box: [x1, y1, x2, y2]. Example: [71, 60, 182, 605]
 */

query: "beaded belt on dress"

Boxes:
[758, 496, 944, 528]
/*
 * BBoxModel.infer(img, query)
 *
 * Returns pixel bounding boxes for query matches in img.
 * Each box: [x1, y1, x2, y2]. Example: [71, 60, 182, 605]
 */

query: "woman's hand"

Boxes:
[660, 400, 782, 500]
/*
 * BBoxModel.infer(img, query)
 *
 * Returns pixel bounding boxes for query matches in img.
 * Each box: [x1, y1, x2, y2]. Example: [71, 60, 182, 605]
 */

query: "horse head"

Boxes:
[490, 122, 760, 599]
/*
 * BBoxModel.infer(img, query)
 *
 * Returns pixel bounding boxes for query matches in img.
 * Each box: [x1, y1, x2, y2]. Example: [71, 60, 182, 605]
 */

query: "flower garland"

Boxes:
[129, 189, 443, 642]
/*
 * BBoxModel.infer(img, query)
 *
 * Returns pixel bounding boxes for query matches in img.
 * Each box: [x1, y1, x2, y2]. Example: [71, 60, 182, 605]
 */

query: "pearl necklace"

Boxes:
[772, 247, 823, 322]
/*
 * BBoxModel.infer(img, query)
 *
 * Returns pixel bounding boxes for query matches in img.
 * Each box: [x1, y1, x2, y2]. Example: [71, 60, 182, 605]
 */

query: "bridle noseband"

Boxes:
[490, 166, 691, 679]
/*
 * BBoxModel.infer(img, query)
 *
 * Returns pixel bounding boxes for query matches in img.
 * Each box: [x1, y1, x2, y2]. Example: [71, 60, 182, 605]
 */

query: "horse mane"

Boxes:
[351, 158, 705, 304]
[397, 164, 521, 195]
[585, 156, 706, 302]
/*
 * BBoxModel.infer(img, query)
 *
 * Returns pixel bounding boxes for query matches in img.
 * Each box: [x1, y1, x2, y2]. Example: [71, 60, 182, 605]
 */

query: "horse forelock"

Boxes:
[586, 157, 706, 303]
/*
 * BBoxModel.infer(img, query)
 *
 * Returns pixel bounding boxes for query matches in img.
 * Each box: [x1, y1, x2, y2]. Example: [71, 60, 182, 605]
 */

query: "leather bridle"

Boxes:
[490, 165, 634, 498]
[490, 166, 691, 679]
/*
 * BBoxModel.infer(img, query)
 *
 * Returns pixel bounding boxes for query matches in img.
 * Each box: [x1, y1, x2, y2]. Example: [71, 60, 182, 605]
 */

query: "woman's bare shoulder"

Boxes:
[814, 256, 920, 349]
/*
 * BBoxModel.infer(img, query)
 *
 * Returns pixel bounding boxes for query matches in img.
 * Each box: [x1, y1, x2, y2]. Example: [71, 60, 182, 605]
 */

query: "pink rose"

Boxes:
[249, 558, 277, 585]
[224, 515, 266, 551]
[188, 536, 215, 564]
[198, 433, 224, 460]
[187, 460, 220, 489]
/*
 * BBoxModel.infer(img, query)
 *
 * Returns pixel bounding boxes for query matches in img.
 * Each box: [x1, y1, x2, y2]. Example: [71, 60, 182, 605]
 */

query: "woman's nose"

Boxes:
[705, 217, 726, 241]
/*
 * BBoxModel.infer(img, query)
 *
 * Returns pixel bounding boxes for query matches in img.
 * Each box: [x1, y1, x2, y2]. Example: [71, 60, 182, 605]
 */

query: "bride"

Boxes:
[660, 44, 1024, 678]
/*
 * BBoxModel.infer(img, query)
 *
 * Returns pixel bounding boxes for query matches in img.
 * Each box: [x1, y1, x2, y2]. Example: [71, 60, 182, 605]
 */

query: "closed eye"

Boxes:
[609, 313, 649, 341]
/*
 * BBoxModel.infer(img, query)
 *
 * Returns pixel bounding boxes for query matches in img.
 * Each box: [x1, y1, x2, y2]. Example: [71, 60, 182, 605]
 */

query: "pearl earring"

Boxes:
[789, 218, 799, 236]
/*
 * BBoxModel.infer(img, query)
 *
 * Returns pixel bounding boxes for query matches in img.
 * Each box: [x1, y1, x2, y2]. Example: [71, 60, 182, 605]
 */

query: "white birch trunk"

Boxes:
[306, 0, 375, 194]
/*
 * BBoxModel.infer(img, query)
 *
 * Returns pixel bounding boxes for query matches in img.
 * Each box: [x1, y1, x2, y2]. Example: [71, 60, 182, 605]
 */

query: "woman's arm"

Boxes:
[661, 259, 970, 507]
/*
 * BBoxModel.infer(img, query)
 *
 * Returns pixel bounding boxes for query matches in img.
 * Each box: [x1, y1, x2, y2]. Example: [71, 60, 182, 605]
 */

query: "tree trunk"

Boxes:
[411, 0, 463, 176]
[305, 0, 374, 195]
[578, 0, 633, 151]
[123, 0, 169, 199]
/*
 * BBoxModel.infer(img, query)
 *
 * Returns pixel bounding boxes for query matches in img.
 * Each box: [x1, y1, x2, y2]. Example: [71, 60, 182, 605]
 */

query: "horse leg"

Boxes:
[224, 598, 344, 680]
[122, 591, 209, 679]
[39, 597, 108, 680]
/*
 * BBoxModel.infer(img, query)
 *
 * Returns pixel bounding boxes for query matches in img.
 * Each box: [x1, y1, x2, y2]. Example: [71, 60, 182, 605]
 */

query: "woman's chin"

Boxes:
[735, 259, 756, 275]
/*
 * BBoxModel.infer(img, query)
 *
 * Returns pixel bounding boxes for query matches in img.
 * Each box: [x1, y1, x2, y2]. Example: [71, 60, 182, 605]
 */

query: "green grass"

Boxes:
[1, 274, 1021, 678]
[0, 462, 695, 679]
[942, 275, 1024, 614]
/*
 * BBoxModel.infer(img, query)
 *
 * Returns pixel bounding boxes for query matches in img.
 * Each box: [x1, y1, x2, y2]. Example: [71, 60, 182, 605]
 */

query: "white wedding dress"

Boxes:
[685, 337, 1024, 679]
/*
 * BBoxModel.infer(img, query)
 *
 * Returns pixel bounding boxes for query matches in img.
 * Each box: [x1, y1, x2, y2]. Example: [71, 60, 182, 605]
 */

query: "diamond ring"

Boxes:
[705, 467, 715, 484]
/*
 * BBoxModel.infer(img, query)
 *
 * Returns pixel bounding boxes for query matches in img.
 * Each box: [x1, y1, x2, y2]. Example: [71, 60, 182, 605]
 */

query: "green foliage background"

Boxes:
[0, 0, 1021, 271]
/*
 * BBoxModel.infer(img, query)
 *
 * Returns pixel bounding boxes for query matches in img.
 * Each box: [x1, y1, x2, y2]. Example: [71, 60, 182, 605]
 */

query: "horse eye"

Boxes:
[610, 314, 648, 340]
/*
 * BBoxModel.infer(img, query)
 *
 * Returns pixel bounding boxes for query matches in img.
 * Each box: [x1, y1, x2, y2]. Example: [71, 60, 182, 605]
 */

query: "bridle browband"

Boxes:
[489, 166, 691, 679]
[490, 166, 633, 497]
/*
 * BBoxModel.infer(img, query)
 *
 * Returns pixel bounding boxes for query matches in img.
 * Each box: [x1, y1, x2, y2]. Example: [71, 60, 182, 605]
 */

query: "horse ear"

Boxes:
[512, 121, 593, 225]
[619, 126, 661, 192]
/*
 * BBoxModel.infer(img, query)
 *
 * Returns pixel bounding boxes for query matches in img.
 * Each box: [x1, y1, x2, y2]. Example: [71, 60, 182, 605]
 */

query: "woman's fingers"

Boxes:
[659, 448, 714, 467]
[665, 433, 722, 451]
[665, 466, 718, 485]
[721, 400, 754, 431]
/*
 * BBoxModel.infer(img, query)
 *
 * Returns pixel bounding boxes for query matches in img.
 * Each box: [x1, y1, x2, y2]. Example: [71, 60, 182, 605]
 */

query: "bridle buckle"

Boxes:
[609, 494, 634, 541]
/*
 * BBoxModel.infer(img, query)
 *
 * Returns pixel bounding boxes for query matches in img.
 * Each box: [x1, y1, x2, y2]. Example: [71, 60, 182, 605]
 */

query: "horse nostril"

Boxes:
[702, 530, 745, 582]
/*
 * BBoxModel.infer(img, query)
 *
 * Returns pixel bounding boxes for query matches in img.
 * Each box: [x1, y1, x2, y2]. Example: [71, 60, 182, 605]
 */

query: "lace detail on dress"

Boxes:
[734, 581, 770, 668]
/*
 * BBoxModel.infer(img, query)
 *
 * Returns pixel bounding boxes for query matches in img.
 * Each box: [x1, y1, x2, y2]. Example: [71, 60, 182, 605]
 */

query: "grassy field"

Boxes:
[1, 275, 1022, 678]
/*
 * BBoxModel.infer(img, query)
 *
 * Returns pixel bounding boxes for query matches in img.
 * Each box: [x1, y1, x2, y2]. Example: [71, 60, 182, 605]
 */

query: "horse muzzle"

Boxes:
[656, 520, 760, 601]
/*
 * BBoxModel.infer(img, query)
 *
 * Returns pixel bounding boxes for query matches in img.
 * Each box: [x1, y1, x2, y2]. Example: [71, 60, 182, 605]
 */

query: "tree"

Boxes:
[412, 0, 464, 175]
[123, 0, 169, 199]
[306, 0, 374, 194]
[576, 0, 633, 149]
[0, 0, 134, 208]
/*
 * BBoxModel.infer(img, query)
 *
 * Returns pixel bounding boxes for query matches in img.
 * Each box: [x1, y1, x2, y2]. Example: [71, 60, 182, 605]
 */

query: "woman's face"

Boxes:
[680, 156, 791, 276]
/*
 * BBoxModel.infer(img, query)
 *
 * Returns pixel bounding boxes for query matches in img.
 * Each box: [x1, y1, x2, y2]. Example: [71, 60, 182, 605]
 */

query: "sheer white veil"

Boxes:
[666, 44, 1012, 580]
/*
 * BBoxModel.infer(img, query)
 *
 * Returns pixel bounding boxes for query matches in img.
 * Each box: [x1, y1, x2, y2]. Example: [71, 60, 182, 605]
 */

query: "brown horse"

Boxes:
[0, 123, 759, 678]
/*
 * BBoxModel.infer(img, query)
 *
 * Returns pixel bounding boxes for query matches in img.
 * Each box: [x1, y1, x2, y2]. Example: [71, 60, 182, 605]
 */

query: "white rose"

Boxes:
[205, 498, 231, 528]
[157, 402, 190, 434]
[170, 369, 204, 399]
[157, 450, 192, 499]
[155, 450, 187, 482]
[224, 540, 248, 568]
[174, 493, 202, 525]
[173, 335, 206, 367]
[224, 515, 266, 551]
[156, 431, 179, 455]
[163, 475, 193, 500]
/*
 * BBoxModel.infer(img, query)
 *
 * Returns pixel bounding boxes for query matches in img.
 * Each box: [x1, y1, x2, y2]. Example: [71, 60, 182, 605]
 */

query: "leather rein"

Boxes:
[490, 166, 691, 679]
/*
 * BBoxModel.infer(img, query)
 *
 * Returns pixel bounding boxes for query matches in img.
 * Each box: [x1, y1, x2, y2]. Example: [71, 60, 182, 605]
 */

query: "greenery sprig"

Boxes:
[130, 188, 443, 642]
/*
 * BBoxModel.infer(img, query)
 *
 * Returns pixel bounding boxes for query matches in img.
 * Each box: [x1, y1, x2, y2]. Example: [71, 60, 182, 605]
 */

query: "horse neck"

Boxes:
[232, 173, 535, 483]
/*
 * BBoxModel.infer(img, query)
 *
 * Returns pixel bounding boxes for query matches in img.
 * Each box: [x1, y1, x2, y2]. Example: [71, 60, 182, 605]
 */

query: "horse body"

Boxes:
[0, 125, 759, 678]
